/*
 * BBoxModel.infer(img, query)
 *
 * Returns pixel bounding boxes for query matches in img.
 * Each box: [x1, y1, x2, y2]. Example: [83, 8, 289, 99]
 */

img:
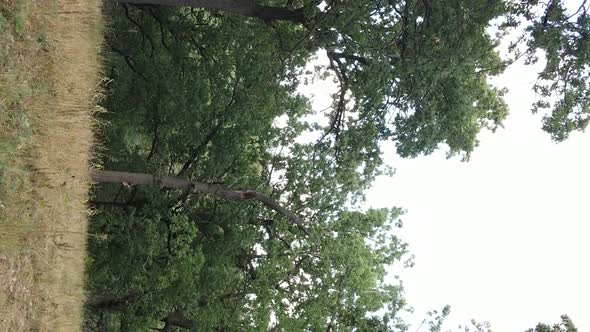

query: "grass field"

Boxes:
[0, 0, 103, 330]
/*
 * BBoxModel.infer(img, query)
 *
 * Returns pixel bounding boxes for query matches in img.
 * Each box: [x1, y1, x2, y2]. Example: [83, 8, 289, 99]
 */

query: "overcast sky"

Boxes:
[298, 6, 590, 329]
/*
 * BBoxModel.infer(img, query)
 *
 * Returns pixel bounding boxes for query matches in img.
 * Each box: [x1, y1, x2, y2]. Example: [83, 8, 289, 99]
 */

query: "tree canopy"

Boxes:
[87, 3, 407, 329]
[526, 315, 578, 332]
[84, 0, 589, 330]
[120, 0, 590, 157]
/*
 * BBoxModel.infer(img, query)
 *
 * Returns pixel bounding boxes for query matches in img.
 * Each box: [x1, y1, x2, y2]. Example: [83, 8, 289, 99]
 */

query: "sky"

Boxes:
[298, 9, 590, 331]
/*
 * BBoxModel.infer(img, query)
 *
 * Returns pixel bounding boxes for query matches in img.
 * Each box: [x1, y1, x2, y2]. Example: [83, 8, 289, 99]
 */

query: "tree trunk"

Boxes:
[163, 310, 194, 330]
[119, 0, 306, 24]
[88, 294, 195, 331]
[91, 170, 310, 235]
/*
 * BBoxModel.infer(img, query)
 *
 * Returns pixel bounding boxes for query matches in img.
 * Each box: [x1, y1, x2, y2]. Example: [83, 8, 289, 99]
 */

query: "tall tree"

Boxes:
[87, 6, 408, 327]
[117, 0, 590, 158]
[87, 170, 409, 330]
[85, 1, 588, 330]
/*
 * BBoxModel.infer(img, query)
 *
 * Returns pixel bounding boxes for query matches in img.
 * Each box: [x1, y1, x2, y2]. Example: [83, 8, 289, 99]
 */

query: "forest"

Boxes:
[82, 0, 588, 331]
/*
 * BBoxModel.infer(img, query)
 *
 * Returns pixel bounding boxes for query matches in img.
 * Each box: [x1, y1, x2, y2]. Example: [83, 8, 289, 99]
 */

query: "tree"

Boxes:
[87, 169, 409, 329]
[525, 315, 578, 332]
[116, 0, 590, 158]
[85, 1, 587, 330]
[516, 1, 590, 141]
[87, 6, 410, 325]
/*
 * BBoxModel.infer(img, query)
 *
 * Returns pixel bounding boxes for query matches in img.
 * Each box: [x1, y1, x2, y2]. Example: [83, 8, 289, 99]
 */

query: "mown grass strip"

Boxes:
[0, 0, 103, 330]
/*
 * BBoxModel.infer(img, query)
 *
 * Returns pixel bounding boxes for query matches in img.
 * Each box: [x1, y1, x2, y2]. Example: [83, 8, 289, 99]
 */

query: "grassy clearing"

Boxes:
[0, 0, 103, 330]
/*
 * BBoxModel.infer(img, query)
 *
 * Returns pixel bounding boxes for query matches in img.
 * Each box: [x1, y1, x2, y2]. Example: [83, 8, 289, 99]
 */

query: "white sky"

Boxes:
[298, 11, 590, 330]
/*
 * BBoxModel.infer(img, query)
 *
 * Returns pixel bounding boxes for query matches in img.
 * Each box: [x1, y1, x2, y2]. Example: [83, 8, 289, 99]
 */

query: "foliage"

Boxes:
[289, 0, 589, 149]
[525, 315, 578, 332]
[86, 0, 589, 330]
[120, 0, 589, 155]
[87, 3, 406, 330]
[513, 0, 590, 141]
[304, 0, 511, 159]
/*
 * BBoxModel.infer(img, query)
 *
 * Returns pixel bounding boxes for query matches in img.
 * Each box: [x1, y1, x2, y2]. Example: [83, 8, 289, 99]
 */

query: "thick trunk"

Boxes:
[120, 0, 306, 24]
[163, 310, 194, 329]
[91, 170, 310, 235]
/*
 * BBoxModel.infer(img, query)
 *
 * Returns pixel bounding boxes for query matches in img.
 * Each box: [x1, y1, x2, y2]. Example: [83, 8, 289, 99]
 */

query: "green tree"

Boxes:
[515, 1, 590, 141]
[86, 6, 410, 327]
[117, 0, 590, 158]
[86, 173, 410, 330]
[526, 315, 578, 332]
[118, 0, 510, 160]
[84, 1, 588, 330]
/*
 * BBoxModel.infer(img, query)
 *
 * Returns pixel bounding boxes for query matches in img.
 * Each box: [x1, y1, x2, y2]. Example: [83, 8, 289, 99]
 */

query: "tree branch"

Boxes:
[328, 51, 370, 66]
[91, 170, 310, 235]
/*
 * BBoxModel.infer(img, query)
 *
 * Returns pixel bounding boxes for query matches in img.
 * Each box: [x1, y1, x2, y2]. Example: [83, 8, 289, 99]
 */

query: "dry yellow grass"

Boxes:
[0, 0, 103, 330]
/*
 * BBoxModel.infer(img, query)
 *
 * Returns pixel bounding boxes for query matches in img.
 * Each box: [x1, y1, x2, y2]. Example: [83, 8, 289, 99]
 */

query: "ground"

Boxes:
[0, 0, 103, 330]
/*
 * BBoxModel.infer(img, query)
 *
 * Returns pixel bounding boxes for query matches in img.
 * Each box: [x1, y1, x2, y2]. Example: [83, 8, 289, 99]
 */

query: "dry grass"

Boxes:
[0, 0, 103, 330]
